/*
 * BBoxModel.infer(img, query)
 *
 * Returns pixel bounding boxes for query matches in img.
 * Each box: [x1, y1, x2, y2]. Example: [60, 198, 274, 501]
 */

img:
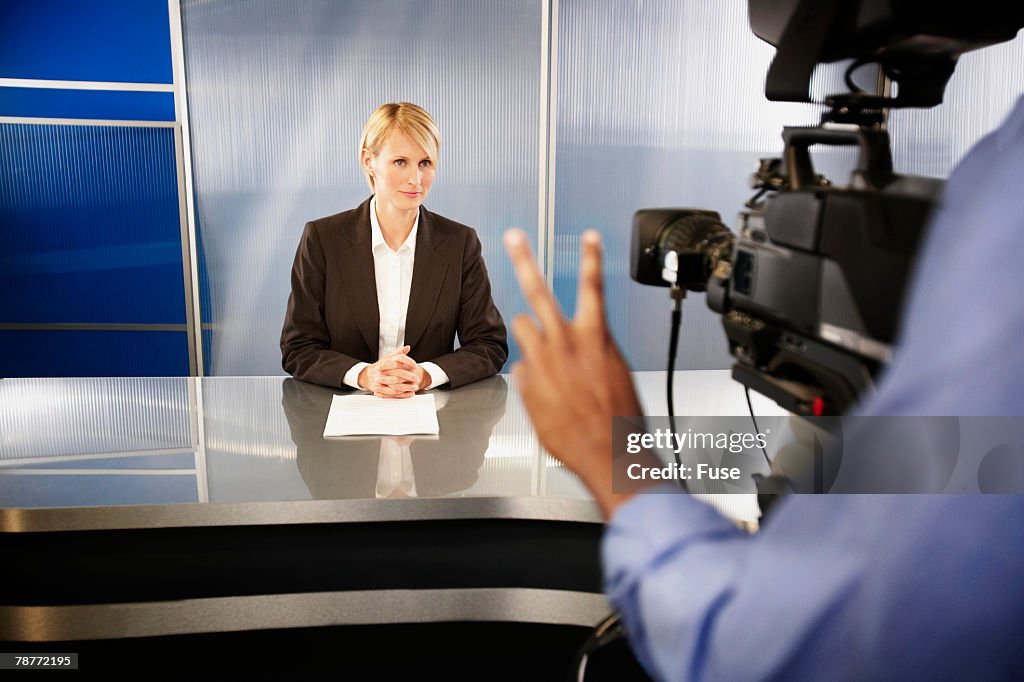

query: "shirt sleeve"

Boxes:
[604, 488, 1024, 681]
[418, 361, 449, 389]
[603, 486, 748, 679]
[343, 362, 369, 390]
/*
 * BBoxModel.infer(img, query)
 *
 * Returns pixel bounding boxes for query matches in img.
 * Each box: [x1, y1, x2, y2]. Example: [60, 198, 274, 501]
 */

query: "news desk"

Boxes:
[0, 371, 767, 675]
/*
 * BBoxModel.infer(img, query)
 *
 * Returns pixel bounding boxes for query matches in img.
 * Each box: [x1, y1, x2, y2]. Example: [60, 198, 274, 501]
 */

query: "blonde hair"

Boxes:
[359, 102, 440, 190]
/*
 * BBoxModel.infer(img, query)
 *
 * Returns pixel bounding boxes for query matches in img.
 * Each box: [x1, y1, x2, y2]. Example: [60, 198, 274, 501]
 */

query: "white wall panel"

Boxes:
[889, 30, 1024, 178]
[553, 0, 849, 371]
[181, 0, 542, 374]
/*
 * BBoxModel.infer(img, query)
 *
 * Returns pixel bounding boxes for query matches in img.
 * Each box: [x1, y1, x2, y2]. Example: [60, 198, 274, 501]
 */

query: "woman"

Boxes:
[281, 102, 507, 396]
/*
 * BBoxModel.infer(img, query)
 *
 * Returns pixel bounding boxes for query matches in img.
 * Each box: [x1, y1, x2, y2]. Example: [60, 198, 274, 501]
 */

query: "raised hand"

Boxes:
[503, 229, 649, 517]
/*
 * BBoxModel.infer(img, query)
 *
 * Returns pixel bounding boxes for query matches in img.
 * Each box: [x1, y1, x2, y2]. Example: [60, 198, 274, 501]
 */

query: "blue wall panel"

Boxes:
[0, 330, 190, 377]
[0, 87, 175, 121]
[0, 123, 186, 324]
[0, 0, 173, 84]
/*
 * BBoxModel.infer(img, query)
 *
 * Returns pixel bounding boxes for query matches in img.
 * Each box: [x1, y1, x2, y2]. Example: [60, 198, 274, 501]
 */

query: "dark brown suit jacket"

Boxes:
[281, 198, 508, 388]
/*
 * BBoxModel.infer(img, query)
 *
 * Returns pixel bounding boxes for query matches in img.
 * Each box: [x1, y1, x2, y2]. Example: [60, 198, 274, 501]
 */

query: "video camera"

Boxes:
[631, 0, 1024, 417]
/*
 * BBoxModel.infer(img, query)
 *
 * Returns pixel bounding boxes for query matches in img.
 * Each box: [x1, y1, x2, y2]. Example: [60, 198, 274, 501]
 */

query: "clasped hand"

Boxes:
[358, 346, 428, 398]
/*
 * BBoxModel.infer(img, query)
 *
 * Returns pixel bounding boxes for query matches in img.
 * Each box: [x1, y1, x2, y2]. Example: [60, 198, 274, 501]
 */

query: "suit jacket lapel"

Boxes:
[404, 207, 448, 350]
[330, 199, 380, 356]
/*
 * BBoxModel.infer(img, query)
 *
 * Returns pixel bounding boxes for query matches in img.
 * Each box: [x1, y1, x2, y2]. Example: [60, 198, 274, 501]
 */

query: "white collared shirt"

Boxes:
[375, 437, 418, 498]
[343, 196, 450, 390]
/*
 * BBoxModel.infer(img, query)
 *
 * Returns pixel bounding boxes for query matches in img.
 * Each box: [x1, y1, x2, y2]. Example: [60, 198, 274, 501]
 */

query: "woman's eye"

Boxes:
[420, 160, 432, 168]
[394, 159, 405, 166]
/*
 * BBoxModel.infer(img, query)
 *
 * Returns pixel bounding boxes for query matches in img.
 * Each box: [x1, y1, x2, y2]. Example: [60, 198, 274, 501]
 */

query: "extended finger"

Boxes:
[575, 230, 607, 336]
[511, 361, 529, 391]
[381, 345, 412, 359]
[503, 229, 567, 340]
[511, 313, 545, 361]
[384, 355, 418, 371]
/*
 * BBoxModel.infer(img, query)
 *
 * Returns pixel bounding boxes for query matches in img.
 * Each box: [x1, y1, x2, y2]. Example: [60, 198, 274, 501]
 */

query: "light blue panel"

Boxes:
[889, 31, 1024, 178]
[555, 0, 852, 372]
[0, 473, 198, 508]
[180, 0, 542, 374]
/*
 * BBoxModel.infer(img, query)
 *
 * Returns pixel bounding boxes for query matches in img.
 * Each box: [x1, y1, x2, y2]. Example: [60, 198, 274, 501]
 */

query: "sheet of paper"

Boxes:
[323, 393, 439, 437]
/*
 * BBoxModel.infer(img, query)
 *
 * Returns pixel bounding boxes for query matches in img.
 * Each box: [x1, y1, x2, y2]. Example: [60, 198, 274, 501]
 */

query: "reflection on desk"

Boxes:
[284, 376, 508, 499]
[0, 375, 595, 512]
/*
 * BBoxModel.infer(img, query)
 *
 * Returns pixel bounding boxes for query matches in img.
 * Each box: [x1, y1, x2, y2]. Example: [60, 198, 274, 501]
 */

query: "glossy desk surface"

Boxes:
[0, 370, 769, 643]
[0, 370, 769, 530]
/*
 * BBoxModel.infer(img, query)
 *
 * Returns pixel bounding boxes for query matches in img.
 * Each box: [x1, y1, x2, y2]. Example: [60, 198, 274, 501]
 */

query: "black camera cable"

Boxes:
[746, 384, 792, 520]
[667, 285, 688, 491]
[571, 610, 652, 682]
[571, 611, 626, 682]
[568, 286, 689, 682]
[744, 386, 772, 469]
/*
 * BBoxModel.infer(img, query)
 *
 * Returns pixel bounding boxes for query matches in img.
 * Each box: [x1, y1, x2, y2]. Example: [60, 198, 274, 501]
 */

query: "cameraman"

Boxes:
[502, 67, 1024, 682]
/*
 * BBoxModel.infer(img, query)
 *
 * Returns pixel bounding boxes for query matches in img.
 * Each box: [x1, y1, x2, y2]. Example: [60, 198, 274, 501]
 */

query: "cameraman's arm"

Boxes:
[604, 492, 1024, 681]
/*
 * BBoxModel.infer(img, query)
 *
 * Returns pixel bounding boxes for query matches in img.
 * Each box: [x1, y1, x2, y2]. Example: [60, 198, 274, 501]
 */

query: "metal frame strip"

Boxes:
[0, 323, 187, 332]
[537, 0, 560, 287]
[0, 588, 610, 640]
[544, 0, 560, 288]
[168, 0, 206, 377]
[0, 78, 174, 92]
[0, 116, 175, 127]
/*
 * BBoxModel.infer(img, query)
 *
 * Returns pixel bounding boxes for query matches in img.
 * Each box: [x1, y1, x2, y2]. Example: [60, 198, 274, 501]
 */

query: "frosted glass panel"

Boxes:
[889, 30, 1024, 178]
[555, 0, 858, 373]
[180, 0, 542, 374]
[0, 377, 191, 462]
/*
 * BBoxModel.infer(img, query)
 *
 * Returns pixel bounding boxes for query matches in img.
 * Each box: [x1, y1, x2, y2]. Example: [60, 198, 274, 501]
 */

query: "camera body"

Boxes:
[631, 0, 1023, 416]
[633, 127, 942, 415]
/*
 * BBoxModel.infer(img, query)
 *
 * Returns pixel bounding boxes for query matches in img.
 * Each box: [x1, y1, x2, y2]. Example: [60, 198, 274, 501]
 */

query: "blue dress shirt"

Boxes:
[603, 96, 1024, 681]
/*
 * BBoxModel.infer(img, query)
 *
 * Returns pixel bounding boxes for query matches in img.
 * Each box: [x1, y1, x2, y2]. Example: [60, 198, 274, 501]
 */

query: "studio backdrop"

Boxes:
[2, 0, 1023, 381]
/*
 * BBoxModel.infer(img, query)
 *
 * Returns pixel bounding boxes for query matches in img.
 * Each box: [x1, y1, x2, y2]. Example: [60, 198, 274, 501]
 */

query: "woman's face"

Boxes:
[362, 131, 436, 215]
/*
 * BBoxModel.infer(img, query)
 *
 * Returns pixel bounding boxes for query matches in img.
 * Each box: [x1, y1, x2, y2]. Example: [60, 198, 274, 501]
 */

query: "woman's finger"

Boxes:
[384, 354, 417, 370]
[380, 368, 420, 383]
